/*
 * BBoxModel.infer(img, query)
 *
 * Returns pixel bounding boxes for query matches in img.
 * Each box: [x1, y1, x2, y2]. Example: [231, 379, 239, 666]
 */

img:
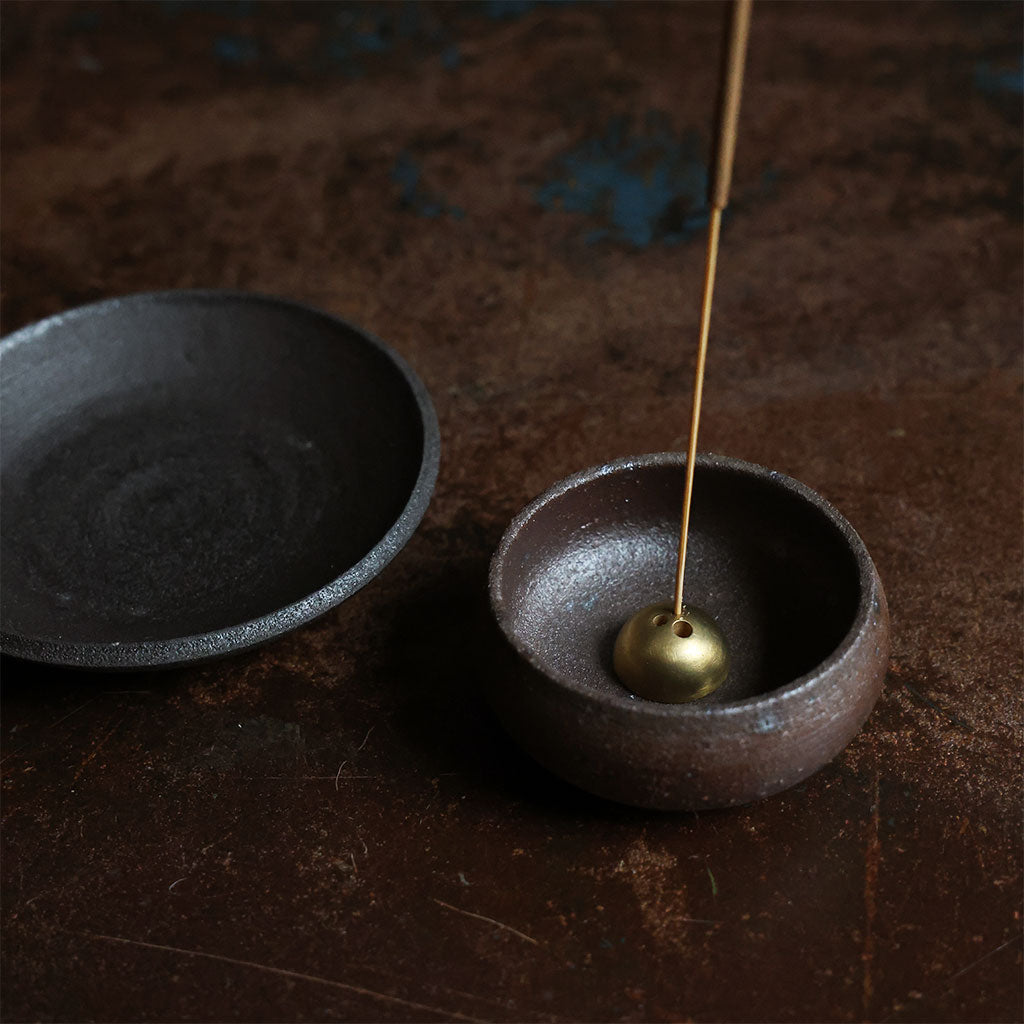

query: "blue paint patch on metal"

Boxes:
[213, 34, 260, 66]
[396, 2, 425, 38]
[392, 153, 425, 207]
[537, 114, 710, 247]
[484, 0, 580, 19]
[485, 0, 539, 18]
[974, 58, 1024, 96]
[158, 1, 458, 78]
[321, 3, 453, 77]
[352, 29, 390, 54]
[392, 153, 465, 220]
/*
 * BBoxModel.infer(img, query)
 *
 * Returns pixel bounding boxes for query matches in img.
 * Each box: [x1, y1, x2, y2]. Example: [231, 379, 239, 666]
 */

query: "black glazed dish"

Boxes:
[488, 453, 890, 810]
[0, 290, 440, 669]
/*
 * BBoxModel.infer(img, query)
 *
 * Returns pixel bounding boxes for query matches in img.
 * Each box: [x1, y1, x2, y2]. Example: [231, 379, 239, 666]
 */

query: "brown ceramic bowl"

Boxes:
[488, 453, 889, 810]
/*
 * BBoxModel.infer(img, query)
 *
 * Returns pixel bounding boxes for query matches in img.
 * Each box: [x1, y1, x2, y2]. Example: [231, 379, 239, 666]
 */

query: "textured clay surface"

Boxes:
[488, 454, 889, 810]
[2, 2, 1021, 1022]
[0, 292, 438, 665]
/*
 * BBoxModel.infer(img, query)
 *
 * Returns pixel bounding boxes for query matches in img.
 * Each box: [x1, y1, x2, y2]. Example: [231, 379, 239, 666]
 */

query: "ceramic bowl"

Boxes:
[488, 453, 889, 810]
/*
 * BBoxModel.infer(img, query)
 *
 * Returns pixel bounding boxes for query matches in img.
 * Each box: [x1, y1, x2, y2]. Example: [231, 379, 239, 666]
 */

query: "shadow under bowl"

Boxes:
[488, 453, 889, 810]
[0, 290, 439, 669]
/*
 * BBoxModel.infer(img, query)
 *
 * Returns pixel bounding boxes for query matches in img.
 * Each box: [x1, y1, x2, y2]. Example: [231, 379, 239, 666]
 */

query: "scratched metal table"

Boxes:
[2, 3, 1021, 1021]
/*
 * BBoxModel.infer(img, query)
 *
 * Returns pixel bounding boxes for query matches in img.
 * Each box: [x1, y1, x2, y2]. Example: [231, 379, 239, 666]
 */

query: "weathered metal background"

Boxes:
[2, 2, 1021, 1021]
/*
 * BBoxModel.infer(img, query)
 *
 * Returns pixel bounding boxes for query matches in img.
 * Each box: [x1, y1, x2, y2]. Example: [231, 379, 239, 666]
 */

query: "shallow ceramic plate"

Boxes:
[0, 290, 440, 669]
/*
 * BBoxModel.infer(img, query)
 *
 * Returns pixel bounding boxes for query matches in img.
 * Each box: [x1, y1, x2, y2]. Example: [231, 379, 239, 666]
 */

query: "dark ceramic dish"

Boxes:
[488, 453, 889, 810]
[0, 291, 439, 669]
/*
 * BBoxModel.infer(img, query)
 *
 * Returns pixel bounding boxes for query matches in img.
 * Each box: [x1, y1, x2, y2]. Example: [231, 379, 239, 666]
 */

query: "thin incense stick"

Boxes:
[673, 0, 752, 619]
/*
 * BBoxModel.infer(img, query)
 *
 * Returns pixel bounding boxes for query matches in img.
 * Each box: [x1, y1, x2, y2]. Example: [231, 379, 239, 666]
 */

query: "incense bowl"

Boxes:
[488, 453, 889, 811]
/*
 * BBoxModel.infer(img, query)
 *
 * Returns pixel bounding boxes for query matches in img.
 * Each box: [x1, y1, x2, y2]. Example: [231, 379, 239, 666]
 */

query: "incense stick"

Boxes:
[672, 0, 752, 619]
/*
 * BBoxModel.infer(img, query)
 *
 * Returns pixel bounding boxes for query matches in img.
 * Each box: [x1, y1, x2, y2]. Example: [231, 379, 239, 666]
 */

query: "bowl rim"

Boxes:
[0, 288, 441, 669]
[489, 451, 883, 718]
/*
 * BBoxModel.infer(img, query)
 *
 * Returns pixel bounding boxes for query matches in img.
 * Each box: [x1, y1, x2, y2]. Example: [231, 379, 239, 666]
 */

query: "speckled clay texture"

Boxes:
[0, 291, 440, 668]
[489, 453, 890, 809]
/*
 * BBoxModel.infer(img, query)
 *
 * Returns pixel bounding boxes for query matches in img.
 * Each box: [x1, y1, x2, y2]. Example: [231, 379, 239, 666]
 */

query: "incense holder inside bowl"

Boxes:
[488, 453, 889, 811]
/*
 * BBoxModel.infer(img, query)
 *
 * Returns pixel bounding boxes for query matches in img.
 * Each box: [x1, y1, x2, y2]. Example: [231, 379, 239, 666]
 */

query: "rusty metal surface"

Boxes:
[1, 2, 1021, 1021]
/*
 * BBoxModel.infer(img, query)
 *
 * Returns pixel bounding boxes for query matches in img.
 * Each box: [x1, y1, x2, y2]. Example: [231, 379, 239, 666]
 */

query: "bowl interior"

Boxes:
[1, 292, 430, 654]
[494, 457, 863, 706]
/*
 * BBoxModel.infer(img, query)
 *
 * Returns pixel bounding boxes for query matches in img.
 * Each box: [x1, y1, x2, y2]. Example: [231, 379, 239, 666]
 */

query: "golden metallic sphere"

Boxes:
[613, 602, 730, 703]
